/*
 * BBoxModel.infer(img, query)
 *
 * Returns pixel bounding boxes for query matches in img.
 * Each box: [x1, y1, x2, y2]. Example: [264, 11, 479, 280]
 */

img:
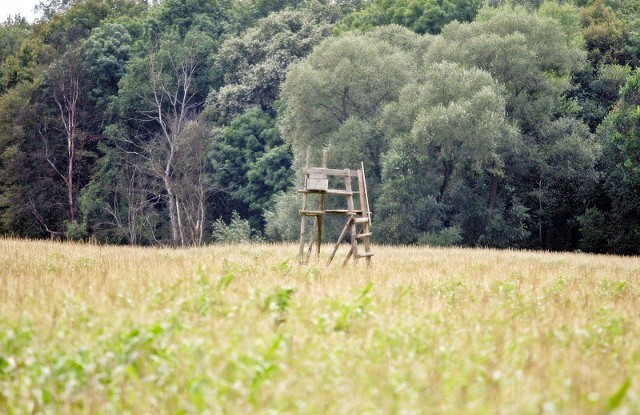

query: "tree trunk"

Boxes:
[488, 173, 499, 210]
[51, 53, 81, 222]
[67, 131, 75, 221]
[164, 176, 180, 247]
[437, 160, 454, 203]
[538, 179, 543, 245]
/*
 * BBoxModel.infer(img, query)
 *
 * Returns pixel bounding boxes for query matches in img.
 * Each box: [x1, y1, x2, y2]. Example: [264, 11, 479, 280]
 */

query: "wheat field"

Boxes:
[0, 238, 639, 414]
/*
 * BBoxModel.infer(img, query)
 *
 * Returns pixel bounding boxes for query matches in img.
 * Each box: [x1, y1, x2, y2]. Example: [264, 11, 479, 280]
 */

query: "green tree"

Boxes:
[0, 16, 32, 94]
[538, 0, 583, 48]
[0, 81, 68, 238]
[113, 29, 214, 246]
[79, 143, 161, 244]
[568, 63, 631, 132]
[207, 7, 338, 124]
[426, 5, 585, 136]
[583, 69, 640, 254]
[38, 0, 146, 49]
[426, 5, 596, 249]
[336, 0, 482, 34]
[211, 108, 293, 231]
[279, 27, 417, 181]
[149, 0, 230, 38]
[273, 28, 420, 239]
[79, 22, 133, 121]
[377, 62, 520, 244]
[581, 0, 628, 66]
[0, 0, 146, 239]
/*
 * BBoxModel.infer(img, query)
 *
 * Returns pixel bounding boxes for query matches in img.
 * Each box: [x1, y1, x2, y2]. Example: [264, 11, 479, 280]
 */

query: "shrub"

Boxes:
[212, 211, 262, 244]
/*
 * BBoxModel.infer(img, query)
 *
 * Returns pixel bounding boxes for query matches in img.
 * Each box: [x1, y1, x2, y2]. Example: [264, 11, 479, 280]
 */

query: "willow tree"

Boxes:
[377, 62, 520, 245]
[425, 5, 597, 249]
[279, 26, 418, 182]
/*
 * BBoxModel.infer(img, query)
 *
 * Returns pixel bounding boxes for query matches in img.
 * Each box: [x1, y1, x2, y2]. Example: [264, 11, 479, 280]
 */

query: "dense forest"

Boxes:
[0, 0, 639, 254]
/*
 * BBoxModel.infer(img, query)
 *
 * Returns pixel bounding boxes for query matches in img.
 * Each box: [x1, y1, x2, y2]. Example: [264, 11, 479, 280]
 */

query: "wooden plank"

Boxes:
[357, 252, 374, 258]
[356, 232, 372, 239]
[301, 209, 362, 215]
[324, 209, 362, 214]
[306, 219, 316, 263]
[322, 189, 355, 195]
[300, 210, 324, 216]
[297, 189, 355, 195]
[307, 177, 328, 191]
[354, 217, 370, 224]
[317, 197, 325, 258]
[308, 173, 327, 179]
[304, 167, 359, 177]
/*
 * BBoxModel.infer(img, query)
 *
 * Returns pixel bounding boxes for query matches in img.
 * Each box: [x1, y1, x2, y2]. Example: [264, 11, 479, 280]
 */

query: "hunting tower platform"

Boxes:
[298, 150, 373, 266]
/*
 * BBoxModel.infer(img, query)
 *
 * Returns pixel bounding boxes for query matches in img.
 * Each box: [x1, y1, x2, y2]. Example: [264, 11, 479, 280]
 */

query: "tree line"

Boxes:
[0, 0, 638, 254]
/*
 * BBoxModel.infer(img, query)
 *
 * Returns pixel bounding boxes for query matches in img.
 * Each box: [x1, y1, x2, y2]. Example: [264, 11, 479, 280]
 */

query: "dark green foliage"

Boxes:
[581, 0, 629, 66]
[582, 69, 640, 254]
[336, 0, 482, 34]
[577, 207, 609, 253]
[80, 23, 133, 118]
[0, 16, 31, 93]
[0, 82, 68, 238]
[150, 0, 231, 37]
[377, 61, 520, 246]
[569, 64, 631, 132]
[212, 109, 293, 231]
[207, 7, 338, 123]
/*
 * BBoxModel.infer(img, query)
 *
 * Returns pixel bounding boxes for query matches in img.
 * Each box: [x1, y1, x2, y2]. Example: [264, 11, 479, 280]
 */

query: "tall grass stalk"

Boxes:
[1, 238, 639, 414]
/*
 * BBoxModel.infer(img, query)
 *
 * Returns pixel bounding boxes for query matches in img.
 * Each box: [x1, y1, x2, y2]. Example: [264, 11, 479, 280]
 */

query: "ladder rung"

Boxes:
[300, 210, 324, 216]
[354, 217, 370, 224]
[297, 189, 355, 195]
[357, 252, 374, 258]
[301, 209, 364, 215]
[356, 232, 372, 239]
[325, 189, 356, 195]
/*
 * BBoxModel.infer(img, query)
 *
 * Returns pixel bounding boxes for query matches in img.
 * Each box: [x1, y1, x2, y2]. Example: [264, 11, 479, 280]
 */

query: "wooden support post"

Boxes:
[358, 166, 372, 266]
[298, 198, 308, 264]
[342, 243, 354, 266]
[344, 171, 358, 264]
[298, 149, 311, 264]
[316, 149, 328, 260]
[306, 219, 316, 264]
[327, 217, 352, 266]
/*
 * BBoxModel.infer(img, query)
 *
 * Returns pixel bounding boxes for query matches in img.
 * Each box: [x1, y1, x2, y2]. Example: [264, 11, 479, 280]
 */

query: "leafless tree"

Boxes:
[47, 47, 85, 222]
[141, 38, 202, 246]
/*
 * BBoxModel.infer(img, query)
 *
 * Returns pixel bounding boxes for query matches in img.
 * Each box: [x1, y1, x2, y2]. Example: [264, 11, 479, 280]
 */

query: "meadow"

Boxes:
[0, 238, 639, 414]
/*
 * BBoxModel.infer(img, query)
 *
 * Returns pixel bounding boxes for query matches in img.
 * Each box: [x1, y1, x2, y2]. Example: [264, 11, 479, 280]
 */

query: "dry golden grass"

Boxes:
[0, 238, 639, 414]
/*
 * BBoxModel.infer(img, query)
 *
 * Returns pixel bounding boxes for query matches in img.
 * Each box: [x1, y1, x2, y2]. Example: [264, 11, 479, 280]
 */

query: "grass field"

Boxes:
[0, 238, 639, 414]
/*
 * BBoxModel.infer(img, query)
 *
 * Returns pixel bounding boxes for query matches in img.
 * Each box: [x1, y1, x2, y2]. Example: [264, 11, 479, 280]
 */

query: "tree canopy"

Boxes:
[0, 0, 638, 254]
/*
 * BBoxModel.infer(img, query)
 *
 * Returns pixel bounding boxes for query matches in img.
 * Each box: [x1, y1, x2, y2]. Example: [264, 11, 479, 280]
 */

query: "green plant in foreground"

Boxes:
[0, 239, 639, 414]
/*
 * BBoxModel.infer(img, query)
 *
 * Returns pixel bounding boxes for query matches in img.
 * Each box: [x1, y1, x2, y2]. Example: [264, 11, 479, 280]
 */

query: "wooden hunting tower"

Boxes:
[298, 150, 373, 266]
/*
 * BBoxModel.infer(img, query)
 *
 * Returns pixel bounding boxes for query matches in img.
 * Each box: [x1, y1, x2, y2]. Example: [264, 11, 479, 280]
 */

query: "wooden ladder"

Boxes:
[297, 149, 373, 266]
[326, 163, 373, 266]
